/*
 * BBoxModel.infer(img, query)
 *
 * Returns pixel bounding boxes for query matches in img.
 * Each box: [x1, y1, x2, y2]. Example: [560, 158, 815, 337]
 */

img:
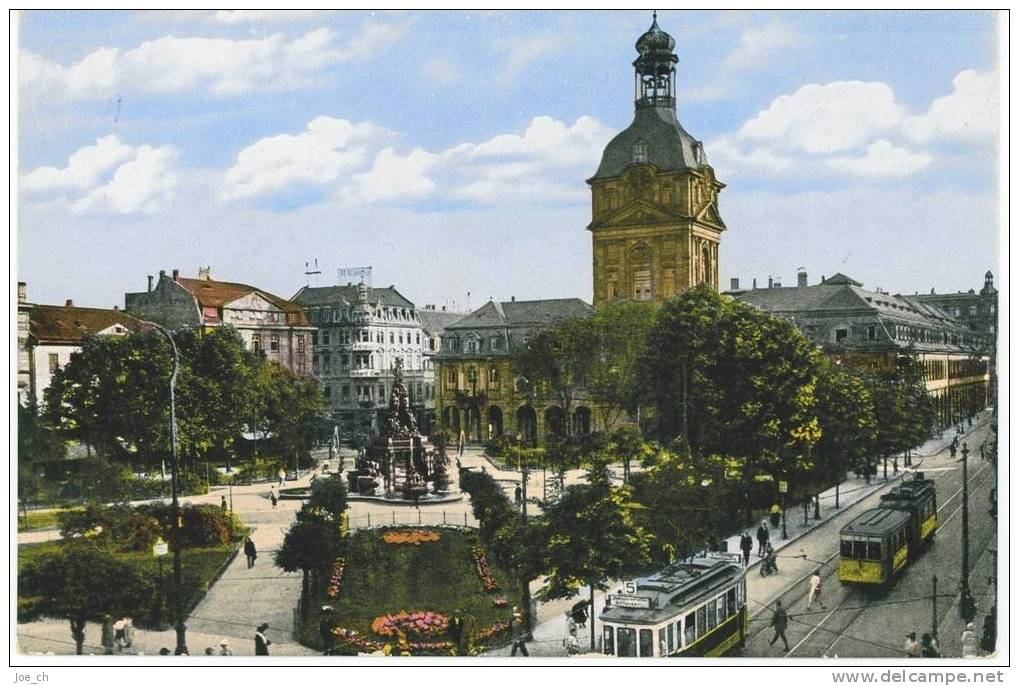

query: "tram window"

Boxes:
[841, 539, 854, 557]
[867, 541, 882, 560]
[667, 623, 675, 654]
[718, 593, 727, 620]
[727, 588, 737, 617]
[659, 628, 667, 656]
[617, 628, 636, 657]
[604, 626, 615, 655]
[639, 629, 654, 657]
[684, 612, 696, 645]
[707, 599, 717, 630]
[853, 541, 868, 559]
[696, 607, 707, 638]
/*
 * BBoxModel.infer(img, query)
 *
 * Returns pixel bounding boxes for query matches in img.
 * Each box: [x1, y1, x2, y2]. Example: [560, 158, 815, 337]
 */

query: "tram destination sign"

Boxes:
[611, 594, 651, 609]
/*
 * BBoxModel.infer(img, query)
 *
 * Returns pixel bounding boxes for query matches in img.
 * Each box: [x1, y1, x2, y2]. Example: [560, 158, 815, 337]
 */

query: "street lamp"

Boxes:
[150, 324, 188, 655]
[959, 442, 973, 620]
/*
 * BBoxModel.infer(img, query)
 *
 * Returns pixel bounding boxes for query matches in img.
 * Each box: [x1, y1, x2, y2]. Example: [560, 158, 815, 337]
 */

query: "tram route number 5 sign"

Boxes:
[613, 582, 651, 609]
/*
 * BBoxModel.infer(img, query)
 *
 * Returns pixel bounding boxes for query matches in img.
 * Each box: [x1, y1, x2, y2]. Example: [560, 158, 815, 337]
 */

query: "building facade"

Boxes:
[913, 271, 998, 348]
[729, 272, 991, 428]
[125, 268, 313, 376]
[17, 282, 32, 405]
[22, 292, 146, 407]
[291, 282, 432, 433]
[419, 306, 466, 433]
[588, 15, 726, 306]
[435, 298, 595, 444]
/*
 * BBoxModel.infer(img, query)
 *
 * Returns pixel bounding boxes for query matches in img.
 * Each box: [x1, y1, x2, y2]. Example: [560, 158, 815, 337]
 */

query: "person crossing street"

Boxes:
[806, 569, 826, 610]
[769, 600, 789, 652]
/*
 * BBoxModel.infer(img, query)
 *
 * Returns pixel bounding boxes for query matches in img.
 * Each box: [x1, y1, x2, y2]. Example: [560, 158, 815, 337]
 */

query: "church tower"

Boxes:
[588, 13, 726, 306]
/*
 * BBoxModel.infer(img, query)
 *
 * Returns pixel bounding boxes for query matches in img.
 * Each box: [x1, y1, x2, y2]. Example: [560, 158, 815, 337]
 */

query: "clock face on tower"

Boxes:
[627, 166, 653, 200]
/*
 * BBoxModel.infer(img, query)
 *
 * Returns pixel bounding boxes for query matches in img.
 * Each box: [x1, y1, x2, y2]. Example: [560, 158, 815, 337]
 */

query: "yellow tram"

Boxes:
[600, 553, 747, 657]
[838, 472, 938, 587]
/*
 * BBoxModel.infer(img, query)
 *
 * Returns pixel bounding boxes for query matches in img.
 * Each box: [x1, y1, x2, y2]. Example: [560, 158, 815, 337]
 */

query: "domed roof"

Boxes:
[635, 13, 675, 54]
[590, 105, 706, 180]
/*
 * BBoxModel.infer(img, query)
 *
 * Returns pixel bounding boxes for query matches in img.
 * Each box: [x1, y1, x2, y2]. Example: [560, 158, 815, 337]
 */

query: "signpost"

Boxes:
[152, 536, 169, 628]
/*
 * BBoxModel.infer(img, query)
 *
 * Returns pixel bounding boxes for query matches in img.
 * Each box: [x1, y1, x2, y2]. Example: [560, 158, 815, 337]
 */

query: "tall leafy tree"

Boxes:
[585, 300, 658, 431]
[275, 507, 344, 620]
[540, 456, 652, 651]
[18, 400, 66, 522]
[814, 362, 877, 504]
[19, 544, 150, 654]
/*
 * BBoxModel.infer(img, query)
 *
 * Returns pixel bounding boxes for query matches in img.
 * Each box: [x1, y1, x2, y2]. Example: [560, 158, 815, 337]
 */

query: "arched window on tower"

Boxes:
[633, 139, 648, 164]
[631, 245, 653, 301]
[698, 244, 711, 286]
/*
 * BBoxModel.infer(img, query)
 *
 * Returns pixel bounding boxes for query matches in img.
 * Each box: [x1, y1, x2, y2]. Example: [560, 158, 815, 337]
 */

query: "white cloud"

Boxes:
[223, 116, 395, 200]
[21, 136, 179, 215]
[22, 135, 134, 190]
[226, 114, 613, 208]
[211, 10, 323, 24]
[494, 31, 565, 88]
[422, 58, 462, 86]
[20, 20, 414, 100]
[903, 70, 998, 144]
[739, 81, 904, 154]
[826, 140, 933, 177]
[723, 20, 802, 71]
[72, 144, 178, 214]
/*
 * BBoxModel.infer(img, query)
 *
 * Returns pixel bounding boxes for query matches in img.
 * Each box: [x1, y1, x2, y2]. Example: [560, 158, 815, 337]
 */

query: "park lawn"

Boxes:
[301, 527, 514, 652]
[18, 539, 240, 625]
[16, 509, 67, 532]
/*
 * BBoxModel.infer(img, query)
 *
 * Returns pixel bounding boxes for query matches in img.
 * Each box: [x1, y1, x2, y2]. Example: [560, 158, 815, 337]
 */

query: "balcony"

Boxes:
[349, 368, 379, 378]
[351, 341, 376, 352]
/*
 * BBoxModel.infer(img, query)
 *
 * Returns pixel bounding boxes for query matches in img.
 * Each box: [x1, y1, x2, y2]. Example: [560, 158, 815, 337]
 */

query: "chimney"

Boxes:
[730, 278, 740, 291]
[172, 269, 180, 281]
[17, 282, 25, 304]
[797, 270, 808, 288]
[511, 295, 516, 302]
[441, 306, 447, 312]
[65, 299, 73, 307]
[768, 276, 773, 289]
[752, 278, 757, 290]
[147, 275, 154, 292]
[198, 266, 211, 281]
[159, 269, 166, 280]
[774, 280, 782, 288]
[821, 275, 826, 284]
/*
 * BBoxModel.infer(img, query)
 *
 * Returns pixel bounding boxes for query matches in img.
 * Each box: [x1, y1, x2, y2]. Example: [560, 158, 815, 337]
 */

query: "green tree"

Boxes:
[275, 507, 344, 620]
[586, 300, 658, 431]
[814, 362, 877, 504]
[19, 544, 150, 654]
[18, 401, 66, 524]
[307, 472, 348, 521]
[253, 362, 324, 471]
[541, 456, 652, 651]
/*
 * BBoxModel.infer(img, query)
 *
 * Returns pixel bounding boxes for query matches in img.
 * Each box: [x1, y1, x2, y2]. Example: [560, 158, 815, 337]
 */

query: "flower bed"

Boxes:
[492, 596, 508, 608]
[471, 547, 498, 592]
[382, 530, 441, 545]
[332, 627, 383, 653]
[473, 622, 510, 645]
[371, 610, 449, 638]
[326, 558, 345, 598]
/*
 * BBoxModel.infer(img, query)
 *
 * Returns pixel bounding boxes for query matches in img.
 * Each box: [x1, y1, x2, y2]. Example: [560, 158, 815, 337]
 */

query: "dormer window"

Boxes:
[632, 139, 648, 164]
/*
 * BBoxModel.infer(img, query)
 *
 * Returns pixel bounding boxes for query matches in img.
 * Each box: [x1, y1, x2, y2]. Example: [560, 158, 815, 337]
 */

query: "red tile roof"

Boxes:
[30, 304, 147, 344]
[177, 277, 310, 327]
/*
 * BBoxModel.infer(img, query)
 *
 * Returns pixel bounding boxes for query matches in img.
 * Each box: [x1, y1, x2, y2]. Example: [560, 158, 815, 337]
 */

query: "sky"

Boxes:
[15, 10, 1001, 312]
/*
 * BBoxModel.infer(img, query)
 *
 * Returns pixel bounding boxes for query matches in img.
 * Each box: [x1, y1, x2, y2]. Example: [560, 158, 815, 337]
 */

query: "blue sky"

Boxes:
[16, 10, 1001, 311]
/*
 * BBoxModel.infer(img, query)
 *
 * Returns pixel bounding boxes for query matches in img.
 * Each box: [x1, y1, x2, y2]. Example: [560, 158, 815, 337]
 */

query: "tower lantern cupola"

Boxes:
[633, 11, 678, 110]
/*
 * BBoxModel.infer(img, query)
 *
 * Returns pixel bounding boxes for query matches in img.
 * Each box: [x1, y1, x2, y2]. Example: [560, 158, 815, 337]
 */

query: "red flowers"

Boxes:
[471, 547, 498, 592]
[474, 622, 510, 644]
[382, 530, 441, 545]
[371, 611, 450, 638]
[326, 557, 345, 598]
[493, 597, 508, 608]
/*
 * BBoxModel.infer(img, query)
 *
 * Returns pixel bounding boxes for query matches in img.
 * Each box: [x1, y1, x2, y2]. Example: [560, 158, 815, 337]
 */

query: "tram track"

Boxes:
[745, 429, 995, 657]
[778, 456, 995, 658]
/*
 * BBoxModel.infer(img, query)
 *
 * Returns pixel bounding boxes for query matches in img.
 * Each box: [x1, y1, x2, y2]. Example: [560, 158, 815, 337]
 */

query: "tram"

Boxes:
[599, 552, 747, 657]
[838, 472, 938, 587]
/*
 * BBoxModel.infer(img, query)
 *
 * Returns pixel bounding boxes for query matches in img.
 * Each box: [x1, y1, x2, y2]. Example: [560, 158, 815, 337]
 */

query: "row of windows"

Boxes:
[445, 367, 501, 387]
[252, 332, 304, 353]
[604, 583, 742, 657]
[309, 306, 418, 324]
[444, 334, 506, 353]
[312, 329, 423, 347]
[315, 353, 427, 373]
[949, 359, 987, 379]
[323, 383, 434, 402]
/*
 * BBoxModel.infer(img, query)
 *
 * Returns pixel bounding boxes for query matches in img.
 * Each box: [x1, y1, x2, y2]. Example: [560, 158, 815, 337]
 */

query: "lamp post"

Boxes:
[152, 536, 169, 627]
[778, 479, 788, 540]
[959, 442, 972, 619]
[150, 324, 188, 655]
[932, 575, 939, 639]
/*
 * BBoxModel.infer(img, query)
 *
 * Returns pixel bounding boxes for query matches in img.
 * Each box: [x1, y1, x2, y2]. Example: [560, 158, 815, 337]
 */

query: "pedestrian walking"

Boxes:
[769, 504, 782, 528]
[449, 609, 466, 656]
[564, 626, 581, 656]
[920, 633, 940, 658]
[270, 488, 278, 510]
[319, 607, 336, 655]
[904, 632, 921, 657]
[101, 615, 116, 655]
[514, 485, 523, 509]
[756, 521, 770, 557]
[768, 600, 789, 652]
[980, 606, 996, 655]
[220, 496, 228, 513]
[255, 623, 272, 655]
[458, 429, 466, 458]
[961, 623, 979, 658]
[219, 640, 233, 656]
[278, 468, 286, 487]
[959, 588, 977, 624]
[807, 569, 826, 610]
[244, 537, 257, 568]
[740, 532, 753, 567]
[113, 617, 132, 651]
[509, 606, 529, 656]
